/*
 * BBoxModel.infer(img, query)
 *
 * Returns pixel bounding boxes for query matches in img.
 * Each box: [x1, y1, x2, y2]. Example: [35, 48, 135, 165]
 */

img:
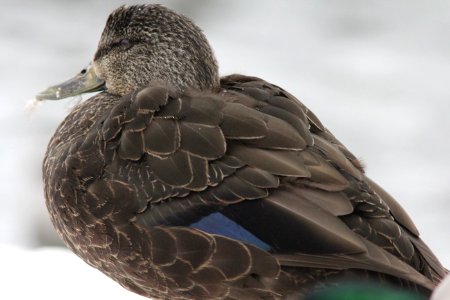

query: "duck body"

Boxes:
[41, 5, 446, 300]
[43, 75, 445, 299]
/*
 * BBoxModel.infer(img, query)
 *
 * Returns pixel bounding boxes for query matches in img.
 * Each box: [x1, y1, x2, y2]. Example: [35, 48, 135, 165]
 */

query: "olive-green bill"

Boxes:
[36, 63, 105, 101]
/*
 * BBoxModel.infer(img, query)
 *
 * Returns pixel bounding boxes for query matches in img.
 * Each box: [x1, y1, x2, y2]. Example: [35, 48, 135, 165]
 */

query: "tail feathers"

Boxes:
[410, 236, 448, 282]
[275, 238, 436, 291]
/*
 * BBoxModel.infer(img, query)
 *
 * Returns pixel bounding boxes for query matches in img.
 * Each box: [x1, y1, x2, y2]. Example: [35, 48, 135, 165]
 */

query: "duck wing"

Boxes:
[79, 76, 444, 298]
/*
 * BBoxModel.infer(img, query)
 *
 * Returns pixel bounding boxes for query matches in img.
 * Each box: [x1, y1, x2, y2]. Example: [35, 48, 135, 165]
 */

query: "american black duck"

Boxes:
[37, 4, 447, 300]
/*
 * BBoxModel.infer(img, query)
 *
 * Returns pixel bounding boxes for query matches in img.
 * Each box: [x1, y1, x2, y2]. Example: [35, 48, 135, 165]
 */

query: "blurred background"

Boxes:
[0, 0, 449, 299]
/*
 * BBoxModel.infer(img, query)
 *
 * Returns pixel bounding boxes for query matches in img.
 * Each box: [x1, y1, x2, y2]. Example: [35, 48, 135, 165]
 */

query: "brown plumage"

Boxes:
[40, 4, 446, 300]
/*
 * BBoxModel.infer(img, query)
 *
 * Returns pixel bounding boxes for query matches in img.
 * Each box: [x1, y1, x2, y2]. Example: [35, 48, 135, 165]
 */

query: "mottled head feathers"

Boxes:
[93, 5, 219, 95]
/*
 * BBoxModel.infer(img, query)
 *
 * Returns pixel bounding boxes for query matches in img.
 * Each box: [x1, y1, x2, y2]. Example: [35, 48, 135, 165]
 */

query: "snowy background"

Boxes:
[1, 0, 449, 299]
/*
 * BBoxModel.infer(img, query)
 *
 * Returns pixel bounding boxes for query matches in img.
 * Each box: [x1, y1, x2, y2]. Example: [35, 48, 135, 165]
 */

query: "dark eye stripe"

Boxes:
[94, 39, 140, 61]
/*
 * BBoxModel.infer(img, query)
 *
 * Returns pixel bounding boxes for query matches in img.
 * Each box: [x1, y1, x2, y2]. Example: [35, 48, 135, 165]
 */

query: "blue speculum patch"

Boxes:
[190, 212, 272, 251]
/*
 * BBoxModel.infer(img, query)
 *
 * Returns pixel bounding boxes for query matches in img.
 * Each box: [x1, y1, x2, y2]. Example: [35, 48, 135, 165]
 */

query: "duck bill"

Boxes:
[36, 63, 105, 101]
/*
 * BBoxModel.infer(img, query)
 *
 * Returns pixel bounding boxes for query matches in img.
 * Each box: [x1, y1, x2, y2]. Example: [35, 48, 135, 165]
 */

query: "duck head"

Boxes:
[37, 4, 219, 100]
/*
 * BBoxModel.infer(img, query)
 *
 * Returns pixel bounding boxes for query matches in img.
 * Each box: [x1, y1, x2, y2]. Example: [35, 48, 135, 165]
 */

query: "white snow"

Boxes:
[432, 274, 450, 300]
[0, 244, 146, 300]
[24, 98, 42, 115]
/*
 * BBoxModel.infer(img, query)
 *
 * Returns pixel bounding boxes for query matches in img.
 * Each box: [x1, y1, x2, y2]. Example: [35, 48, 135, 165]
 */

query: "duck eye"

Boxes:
[120, 39, 131, 49]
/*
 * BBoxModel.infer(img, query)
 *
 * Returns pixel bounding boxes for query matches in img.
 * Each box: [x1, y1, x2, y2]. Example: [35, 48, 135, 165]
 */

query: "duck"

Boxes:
[37, 4, 447, 300]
